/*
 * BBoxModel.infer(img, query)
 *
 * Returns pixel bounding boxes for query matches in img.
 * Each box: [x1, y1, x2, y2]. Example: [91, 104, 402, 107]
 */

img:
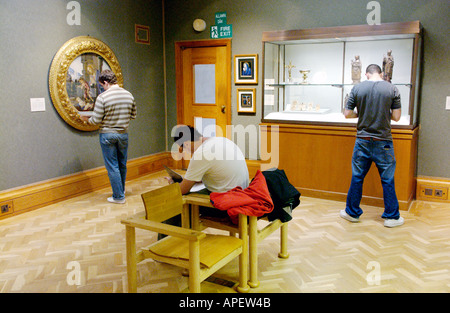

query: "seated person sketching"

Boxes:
[165, 125, 249, 220]
[168, 125, 249, 194]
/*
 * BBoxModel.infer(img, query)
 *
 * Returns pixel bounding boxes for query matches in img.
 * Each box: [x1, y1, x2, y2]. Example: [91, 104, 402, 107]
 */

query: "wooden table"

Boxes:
[183, 193, 289, 289]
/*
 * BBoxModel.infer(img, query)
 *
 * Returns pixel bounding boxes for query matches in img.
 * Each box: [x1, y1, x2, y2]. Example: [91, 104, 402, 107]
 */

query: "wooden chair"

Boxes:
[121, 183, 249, 293]
[183, 193, 289, 289]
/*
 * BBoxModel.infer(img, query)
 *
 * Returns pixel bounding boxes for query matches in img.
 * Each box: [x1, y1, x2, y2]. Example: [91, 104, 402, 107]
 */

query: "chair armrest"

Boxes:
[121, 216, 206, 241]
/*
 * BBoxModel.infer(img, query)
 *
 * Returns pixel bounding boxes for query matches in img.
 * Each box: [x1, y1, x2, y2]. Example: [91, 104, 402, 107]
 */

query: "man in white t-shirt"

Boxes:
[171, 125, 249, 195]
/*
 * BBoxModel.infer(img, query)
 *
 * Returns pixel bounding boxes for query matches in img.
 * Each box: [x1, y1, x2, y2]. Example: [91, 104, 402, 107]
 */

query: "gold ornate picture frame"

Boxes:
[49, 36, 123, 131]
[234, 54, 258, 85]
[237, 88, 256, 113]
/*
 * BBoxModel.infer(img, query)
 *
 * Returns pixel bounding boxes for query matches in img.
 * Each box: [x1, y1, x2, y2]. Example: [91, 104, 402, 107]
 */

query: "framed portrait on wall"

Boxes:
[49, 36, 123, 131]
[234, 54, 258, 84]
[135, 24, 150, 45]
[237, 88, 256, 113]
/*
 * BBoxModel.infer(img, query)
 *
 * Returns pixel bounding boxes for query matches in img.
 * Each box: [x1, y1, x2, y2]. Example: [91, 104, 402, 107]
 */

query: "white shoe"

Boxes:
[340, 210, 359, 223]
[107, 197, 126, 204]
[384, 216, 404, 228]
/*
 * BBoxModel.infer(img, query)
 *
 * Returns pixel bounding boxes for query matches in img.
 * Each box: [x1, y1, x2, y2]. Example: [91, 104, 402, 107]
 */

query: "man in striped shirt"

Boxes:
[82, 70, 136, 204]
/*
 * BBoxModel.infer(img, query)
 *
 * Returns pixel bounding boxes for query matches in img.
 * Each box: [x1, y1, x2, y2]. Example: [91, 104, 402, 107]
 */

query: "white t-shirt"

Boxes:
[184, 137, 249, 193]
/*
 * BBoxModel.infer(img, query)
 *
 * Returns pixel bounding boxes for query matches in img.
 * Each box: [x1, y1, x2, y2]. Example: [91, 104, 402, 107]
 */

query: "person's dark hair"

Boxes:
[99, 70, 118, 84]
[366, 64, 382, 75]
[172, 125, 202, 146]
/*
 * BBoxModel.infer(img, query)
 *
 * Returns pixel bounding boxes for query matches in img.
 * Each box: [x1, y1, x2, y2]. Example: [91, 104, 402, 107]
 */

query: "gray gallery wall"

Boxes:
[0, 0, 449, 192]
[164, 0, 450, 179]
[0, 0, 165, 191]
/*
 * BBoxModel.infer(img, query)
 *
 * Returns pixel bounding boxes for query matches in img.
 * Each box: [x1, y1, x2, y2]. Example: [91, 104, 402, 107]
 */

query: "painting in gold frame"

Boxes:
[234, 54, 258, 84]
[237, 88, 256, 113]
[49, 36, 123, 131]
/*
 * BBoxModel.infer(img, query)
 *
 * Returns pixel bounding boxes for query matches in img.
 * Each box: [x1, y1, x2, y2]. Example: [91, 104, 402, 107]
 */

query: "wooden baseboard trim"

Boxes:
[0, 152, 173, 220]
[1, 156, 425, 220]
[416, 176, 450, 202]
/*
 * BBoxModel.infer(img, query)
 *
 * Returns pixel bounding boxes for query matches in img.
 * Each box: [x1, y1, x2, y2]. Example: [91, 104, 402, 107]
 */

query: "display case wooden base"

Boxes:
[260, 123, 418, 211]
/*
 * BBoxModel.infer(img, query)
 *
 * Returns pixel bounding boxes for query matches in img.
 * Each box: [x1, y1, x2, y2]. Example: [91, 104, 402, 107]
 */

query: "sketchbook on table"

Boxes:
[164, 165, 205, 192]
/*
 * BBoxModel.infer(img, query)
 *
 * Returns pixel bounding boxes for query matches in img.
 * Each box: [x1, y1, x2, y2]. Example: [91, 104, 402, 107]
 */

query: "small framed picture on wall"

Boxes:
[135, 24, 150, 45]
[237, 88, 256, 113]
[234, 54, 258, 84]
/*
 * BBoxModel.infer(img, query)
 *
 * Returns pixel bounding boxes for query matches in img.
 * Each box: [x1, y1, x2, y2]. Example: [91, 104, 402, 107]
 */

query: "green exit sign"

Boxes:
[211, 24, 232, 39]
[211, 11, 232, 39]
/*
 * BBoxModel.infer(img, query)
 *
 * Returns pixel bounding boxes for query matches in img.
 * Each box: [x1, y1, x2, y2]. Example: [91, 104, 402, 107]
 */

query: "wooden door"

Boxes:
[175, 39, 231, 137]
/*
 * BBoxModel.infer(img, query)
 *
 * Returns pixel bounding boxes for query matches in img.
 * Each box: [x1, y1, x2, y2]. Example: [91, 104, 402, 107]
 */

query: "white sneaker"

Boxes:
[384, 216, 404, 228]
[107, 197, 126, 204]
[340, 210, 359, 223]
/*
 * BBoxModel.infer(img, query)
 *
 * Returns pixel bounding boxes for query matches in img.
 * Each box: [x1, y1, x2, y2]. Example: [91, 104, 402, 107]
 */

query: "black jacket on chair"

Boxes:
[261, 168, 301, 222]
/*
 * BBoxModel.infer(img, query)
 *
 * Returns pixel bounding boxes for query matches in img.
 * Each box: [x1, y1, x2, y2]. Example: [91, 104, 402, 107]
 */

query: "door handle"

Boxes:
[221, 105, 226, 113]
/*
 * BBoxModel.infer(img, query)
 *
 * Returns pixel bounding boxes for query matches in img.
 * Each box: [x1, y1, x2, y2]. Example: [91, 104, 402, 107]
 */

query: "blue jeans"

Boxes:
[99, 133, 128, 200]
[345, 138, 400, 219]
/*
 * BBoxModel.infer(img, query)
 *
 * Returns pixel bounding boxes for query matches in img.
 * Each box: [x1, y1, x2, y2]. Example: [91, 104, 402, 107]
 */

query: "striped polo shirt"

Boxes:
[88, 85, 136, 133]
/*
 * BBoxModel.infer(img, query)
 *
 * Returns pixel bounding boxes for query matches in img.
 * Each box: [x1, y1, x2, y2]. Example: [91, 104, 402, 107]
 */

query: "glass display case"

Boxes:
[262, 22, 422, 128]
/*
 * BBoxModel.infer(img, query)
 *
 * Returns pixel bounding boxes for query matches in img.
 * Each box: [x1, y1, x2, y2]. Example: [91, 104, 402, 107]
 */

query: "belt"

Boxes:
[358, 137, 384, 141]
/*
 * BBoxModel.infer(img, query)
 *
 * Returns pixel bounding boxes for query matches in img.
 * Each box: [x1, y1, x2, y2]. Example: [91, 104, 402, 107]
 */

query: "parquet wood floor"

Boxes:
[0, 171, 449, 293]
